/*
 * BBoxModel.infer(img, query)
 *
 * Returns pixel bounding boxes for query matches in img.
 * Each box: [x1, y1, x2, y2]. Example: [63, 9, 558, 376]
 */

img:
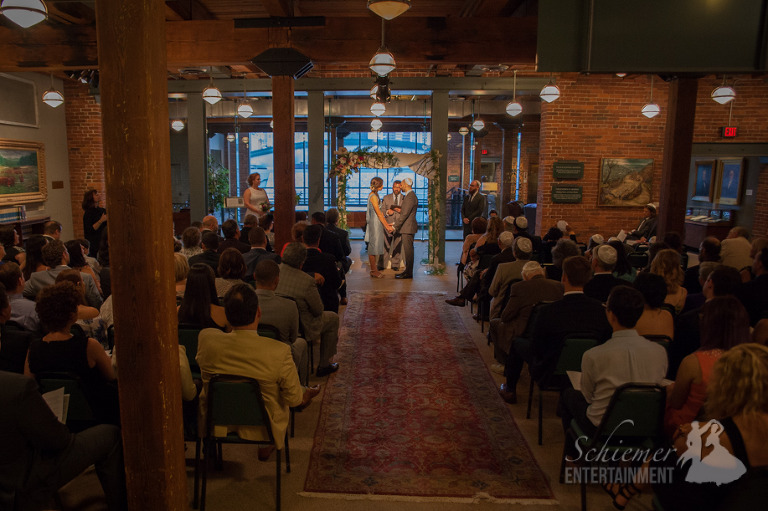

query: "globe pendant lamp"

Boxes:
[369, 19, 396, 77]
[237, 102, 253, 118]
[171, 120, 185, 132]
[226, 133, 236, 142]
[472, 118, 485, 131]
[370, 102, 386, 116]
[641, 75, 660, 118]
[539, 75, 561, 103]
[202, 76, 222, 105]
[0, 0, 47, 28]
[41, 74, 63, 108]
[506, 69, 523, 117]
[367, 0, 411, 20]
[371, 118, 383, 131]
[711, 76, 736, 104]
[458, 127, 469, 137]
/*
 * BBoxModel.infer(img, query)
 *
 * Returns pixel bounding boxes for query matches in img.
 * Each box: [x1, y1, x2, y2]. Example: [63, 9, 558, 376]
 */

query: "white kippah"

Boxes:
[514, 216, 528, 230]
[591, 234, 605, 245]
[557, 220, 568, 232]
[596, 244, 617, 266]
[498, 231, 515, 247]
[503, 216, 515, 228]
[515, 236, 533, 254]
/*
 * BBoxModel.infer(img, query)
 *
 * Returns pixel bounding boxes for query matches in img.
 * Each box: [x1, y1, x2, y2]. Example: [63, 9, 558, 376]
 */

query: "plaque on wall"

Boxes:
[553, 160, 584, 180]
[551, 184, 583, 203]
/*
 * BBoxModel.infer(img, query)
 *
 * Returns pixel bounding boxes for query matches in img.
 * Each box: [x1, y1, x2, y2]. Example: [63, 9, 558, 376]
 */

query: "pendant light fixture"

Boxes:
[202, 75, 222, 105]
[505, 69, 523, 117]
[458, 126, 469, 137]
[711, 76, 736, 104]
[641, 75, 660, 118]
[237, 77, 253, 118]
[471, 100, 484, 131]
[41, 74, 63, 108]
[367, 0, 410, 20]
[369, 19, 396, 77]
[226, 133, 236, 142]
[539, 74, 561, 103]
[0, 0, 47, 28]
[371, 118, 383, 131]
[170, 98, 185, 131]
[370, 102, 386, 116]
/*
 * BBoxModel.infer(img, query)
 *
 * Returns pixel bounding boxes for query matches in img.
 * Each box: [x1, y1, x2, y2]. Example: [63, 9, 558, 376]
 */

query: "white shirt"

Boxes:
[580, 329, 667, 426]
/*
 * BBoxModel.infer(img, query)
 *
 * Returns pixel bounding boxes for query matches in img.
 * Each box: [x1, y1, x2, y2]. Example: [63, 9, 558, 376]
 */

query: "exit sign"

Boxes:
[720, 126, 738, 138]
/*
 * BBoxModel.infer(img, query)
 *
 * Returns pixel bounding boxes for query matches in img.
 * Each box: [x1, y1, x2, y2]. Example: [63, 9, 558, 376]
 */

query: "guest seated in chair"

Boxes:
[584, 244, 630, 303]
[633, 272, 675, 341]
[196, 284, 320, 455]
[178, 264, 229, 331]
[558, 286, 667, 437]
[488, 236, 533, 320]
[24, 281, 119, 425]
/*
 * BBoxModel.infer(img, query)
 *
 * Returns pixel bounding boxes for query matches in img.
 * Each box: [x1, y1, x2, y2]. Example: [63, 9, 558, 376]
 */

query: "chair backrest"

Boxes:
[594, 383, 666, 445]
[628, 252, 649, 269]
[178, 326, 202, 375]
[0, 322, 34, 374]
[207, 374, 274, 443]
[643, 334, 672, 351]
[520, 301, 553, 339]
[36, 371, 96, 425]
[258, 323, 280, 340]
[554, 336, 598, 375]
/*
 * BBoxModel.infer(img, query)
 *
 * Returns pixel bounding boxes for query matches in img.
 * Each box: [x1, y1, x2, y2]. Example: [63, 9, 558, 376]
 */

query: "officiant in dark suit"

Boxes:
[462, 180, 487, 238]
[393, 178, 418, 280]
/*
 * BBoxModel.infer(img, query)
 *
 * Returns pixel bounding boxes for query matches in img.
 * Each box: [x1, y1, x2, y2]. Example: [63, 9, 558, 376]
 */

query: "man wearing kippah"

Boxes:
[583, 244, 629, 303]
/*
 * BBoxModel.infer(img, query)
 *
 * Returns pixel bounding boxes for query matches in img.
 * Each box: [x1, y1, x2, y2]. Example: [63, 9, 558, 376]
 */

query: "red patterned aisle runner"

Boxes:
[302, 291, 556, 503]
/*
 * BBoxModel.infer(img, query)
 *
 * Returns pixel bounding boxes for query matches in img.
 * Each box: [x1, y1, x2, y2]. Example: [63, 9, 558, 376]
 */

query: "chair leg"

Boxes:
[538, 388, 544, 445]
[275, 447, 282, 511]
[193, 438, 201, 508]
[215, 440, 223, 470]
[526, 379, 534, 420]
[200, 439, 210, 511]
[285, 433, 291, 473]
[309, 340, 315, 375]
[290, 408, 295, 438]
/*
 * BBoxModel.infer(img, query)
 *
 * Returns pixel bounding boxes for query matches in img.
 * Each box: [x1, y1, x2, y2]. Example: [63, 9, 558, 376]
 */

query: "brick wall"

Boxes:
[537, 74, 667, 239]
[64, 82, 104, 238]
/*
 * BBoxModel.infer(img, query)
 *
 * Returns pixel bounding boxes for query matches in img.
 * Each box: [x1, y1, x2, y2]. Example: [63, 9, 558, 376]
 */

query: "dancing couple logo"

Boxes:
[563, 419, 747, 486]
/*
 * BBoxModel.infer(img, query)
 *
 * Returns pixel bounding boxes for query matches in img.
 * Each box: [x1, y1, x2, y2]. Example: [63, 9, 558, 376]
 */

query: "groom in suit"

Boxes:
[394, 177, 418, 279]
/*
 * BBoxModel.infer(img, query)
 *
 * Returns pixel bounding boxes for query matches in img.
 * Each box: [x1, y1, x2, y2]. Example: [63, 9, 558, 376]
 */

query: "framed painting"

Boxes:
[0, 139, 47, 205]
[598, 158, 654, 206]
[692, 160, 715, 202]
[715, 158, 744, 205]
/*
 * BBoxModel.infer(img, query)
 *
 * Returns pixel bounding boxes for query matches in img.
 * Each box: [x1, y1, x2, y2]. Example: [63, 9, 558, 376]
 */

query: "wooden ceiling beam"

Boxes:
[0, 17, 537, 72]
[165, 0, 214, 20]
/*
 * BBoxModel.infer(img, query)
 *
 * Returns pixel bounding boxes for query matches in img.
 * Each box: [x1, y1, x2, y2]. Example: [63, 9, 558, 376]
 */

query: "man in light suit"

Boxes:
[393, 177, 418, 280]
[23, 240, 102, 308]
[254, 260, 309, 383]
[381, 180, 403, 271]
[274, 242, 340, 377]
[197, 284, 319, 454]
[461, 180, 487, 239]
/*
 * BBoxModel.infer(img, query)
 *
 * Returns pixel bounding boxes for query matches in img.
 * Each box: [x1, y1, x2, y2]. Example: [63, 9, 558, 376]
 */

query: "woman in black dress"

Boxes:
[82, 188, 107, 257]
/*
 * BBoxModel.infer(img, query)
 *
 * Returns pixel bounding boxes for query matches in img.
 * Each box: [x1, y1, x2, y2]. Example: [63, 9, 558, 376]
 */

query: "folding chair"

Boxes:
[178, 325, 202, 380]
[258, 322, 301, 437]
[628, 252, 649, 269]
[560, 383, 666, 511]
[528, 336, 598, 445]
[194, 374, 290, 511]
[36, 372, 97, 433]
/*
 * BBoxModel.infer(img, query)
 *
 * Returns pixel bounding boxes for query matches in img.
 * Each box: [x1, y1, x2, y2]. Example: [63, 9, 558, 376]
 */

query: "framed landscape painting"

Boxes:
[0, 139, 47, 205]
[598, 158, 654, 206]
[692, 160, 715, 202]
[715, 158, 744, 205]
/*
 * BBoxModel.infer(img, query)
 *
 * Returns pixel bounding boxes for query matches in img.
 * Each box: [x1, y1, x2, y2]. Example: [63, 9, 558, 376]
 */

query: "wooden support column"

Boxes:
[431, 91, 449, 264]
[187, 92, 207, 221]
[659, 78, 698, 237]
[307, 90, 325, 215]
[96, 1, 187, 509]
[273, 75, 296, 250]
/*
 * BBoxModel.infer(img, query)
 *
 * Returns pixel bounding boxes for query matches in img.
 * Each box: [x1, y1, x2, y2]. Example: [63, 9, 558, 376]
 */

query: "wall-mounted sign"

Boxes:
[448, 175, 460, 182]
[553, 160, 584, 180]
[551, 184, 583, 203]
[720, 126, 738, 138]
